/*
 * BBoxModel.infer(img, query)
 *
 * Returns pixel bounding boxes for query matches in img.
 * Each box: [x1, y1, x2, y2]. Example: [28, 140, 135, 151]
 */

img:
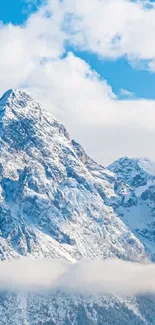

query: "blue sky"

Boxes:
[1, 0, 155, 100]
[68, 48, 155, 100]
[0, 0, 42, 25]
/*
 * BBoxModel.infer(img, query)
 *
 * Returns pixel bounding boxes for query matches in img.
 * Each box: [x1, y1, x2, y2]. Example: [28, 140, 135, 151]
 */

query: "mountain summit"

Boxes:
[0, 89, 155, 325]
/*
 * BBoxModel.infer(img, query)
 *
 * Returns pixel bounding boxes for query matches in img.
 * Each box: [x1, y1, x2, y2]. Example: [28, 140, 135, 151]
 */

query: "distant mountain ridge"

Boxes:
[108, 157, 155, 261]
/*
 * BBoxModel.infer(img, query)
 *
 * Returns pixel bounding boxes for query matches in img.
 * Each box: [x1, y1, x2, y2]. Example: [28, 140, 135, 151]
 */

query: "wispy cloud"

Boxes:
[119, 88, 135, 98]
[1, 258, 155, 296]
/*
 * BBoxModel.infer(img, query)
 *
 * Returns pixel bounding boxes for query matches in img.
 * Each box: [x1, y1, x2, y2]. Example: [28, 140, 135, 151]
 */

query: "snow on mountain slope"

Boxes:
[108, 157, 155, 188]
[72, 140, 117, 205]
[1, 291, 154, 325]
[0, 89, 145, 262]
[108, 157, 155, 260]
[71, 145, 155, 260]
[0, 89, 154, 325]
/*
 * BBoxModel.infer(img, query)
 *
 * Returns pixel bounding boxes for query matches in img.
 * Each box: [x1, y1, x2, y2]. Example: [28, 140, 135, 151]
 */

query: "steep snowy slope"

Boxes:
[1, 291, 155, 325]
[72, 142, 155, 260]
[0, 89, 145, 262]
[72, 140, 117, 206]
[108, 157, 155, 260]
[0, 89, 154, 325]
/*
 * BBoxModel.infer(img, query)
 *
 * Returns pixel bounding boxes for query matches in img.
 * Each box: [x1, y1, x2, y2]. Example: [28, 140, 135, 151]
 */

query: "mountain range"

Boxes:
[0, 89, 155, 325]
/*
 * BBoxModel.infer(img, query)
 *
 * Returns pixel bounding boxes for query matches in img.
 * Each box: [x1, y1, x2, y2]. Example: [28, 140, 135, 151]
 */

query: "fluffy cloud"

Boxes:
[25, 53, 155, 165]
[1, 258, 155, 297]
[0, 0, 155, 164]
[45, 0, 155, 65]
[2, 0, 155, 76]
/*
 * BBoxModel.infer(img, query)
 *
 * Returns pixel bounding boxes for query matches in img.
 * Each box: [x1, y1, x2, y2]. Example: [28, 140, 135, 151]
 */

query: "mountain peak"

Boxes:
[0, 89, 15, 100]
[0, 89, 34, 109]
[108, 156, 155, 179]
[108, 156, 151, 187]
[0, 88, 32, 100]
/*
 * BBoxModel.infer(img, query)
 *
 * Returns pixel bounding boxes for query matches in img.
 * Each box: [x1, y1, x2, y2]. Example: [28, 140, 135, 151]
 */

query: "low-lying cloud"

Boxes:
[0, 258, 155, 297]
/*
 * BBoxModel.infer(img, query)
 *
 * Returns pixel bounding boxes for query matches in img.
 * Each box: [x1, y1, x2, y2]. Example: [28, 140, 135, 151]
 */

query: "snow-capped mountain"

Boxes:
[0, 89, 145, 262]
[0, 89, 155, 325]
[107, 157, 155, 261]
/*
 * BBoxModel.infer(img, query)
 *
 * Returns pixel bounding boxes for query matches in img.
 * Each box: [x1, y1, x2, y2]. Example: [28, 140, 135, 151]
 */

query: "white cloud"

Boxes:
[3, 0, 155, 71]
[25, 53, 155, 165]
[1, 258, 155, 297]
[0, 0, 155, 164]
[0, 1, 66, 89]
[50, 0, 155, 67]
[119, 88, 135, 98]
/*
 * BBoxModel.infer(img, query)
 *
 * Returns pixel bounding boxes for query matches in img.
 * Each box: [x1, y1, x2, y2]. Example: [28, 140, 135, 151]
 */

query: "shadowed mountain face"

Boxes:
[108, 157, 155, 261]
[0, 89, 154, 325]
